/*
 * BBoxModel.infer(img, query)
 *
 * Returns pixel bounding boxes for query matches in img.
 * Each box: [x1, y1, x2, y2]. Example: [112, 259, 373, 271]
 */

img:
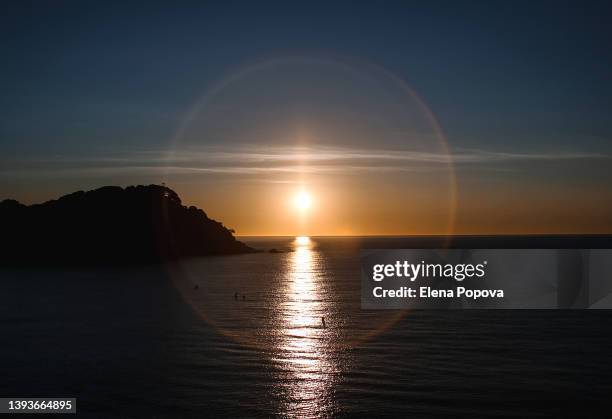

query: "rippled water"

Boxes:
[170, 236, 405, 417]
[1, 237, 612, 417]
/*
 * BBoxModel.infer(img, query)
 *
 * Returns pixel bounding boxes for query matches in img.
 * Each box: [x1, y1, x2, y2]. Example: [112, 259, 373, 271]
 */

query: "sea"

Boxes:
[1, 236, 611, 418]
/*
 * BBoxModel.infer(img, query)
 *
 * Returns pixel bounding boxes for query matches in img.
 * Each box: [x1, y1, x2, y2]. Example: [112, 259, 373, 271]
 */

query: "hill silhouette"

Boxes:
[0, 185, 255, 266]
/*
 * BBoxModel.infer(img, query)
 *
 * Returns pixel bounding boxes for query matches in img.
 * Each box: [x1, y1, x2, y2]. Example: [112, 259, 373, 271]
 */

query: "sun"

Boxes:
[294, 191, 312, 211]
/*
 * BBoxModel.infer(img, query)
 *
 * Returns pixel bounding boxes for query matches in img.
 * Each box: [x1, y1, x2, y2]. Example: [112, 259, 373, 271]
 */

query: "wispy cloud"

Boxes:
[1, 145, 608, 178]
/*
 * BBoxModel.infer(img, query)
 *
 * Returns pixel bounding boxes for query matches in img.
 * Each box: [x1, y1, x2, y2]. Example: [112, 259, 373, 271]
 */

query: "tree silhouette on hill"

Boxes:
[0, 185, 255, 266]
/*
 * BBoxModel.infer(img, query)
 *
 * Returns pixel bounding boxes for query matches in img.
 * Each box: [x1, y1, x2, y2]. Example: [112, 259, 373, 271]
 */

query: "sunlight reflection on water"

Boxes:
[170, 236, 407, 417]
[274, 236, 340, 417]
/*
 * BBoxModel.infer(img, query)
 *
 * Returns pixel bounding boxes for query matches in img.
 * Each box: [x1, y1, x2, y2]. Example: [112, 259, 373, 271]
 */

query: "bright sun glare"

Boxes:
[295, 236, 310, 245]
[294, 191, 312, 211]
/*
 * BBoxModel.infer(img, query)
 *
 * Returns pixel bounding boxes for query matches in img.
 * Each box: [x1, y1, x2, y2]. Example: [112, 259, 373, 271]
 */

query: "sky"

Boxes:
[1, 1, 611, 235]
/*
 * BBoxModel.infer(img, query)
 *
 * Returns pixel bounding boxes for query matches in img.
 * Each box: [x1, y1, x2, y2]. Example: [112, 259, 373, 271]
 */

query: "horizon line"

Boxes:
[237, 233, 612, 238]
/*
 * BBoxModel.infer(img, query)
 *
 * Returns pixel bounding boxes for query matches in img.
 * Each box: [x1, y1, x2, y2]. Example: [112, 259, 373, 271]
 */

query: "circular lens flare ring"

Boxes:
[165, 55, 455, 355]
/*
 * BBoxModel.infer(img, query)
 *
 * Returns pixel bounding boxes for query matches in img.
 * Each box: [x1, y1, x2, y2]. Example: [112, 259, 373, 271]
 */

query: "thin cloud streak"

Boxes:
[0, 145, 607, 178]
[159, 145, 608, 165]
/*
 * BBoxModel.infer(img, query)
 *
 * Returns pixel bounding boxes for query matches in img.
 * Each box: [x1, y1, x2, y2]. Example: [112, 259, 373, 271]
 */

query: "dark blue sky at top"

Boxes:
[1, 0, 611, 157]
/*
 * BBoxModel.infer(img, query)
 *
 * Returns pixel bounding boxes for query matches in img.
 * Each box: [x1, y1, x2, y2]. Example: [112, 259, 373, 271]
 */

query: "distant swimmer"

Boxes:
[234, 292, 238, 300]
[321, 317, 326, 328]
[242, 295, 246, 301]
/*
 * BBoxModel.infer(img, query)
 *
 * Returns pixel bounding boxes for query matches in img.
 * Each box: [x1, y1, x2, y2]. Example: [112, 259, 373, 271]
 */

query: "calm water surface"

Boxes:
[1, 237, 611, 417]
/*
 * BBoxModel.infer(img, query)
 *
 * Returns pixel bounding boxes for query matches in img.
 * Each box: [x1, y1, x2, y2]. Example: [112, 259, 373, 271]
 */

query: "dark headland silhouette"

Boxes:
[0, 185, 256, 266]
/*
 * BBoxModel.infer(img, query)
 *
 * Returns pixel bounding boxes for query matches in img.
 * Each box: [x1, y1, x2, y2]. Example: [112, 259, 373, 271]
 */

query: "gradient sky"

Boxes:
[1, 1, 612, 235]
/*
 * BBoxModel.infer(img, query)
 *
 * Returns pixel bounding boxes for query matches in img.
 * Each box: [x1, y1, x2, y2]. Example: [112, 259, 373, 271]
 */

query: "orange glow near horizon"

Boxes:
[173, 175, 612, 237]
